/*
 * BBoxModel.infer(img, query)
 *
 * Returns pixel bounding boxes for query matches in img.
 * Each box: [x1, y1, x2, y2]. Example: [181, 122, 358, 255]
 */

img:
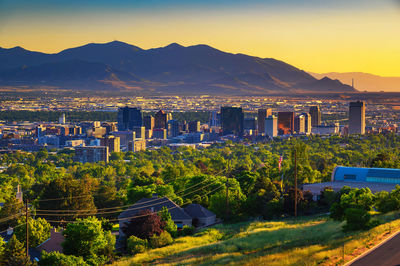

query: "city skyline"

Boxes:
[1, 0, 400, 76]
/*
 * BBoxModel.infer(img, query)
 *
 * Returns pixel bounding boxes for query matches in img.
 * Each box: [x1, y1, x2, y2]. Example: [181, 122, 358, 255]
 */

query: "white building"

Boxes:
[265, 115, 277, 138]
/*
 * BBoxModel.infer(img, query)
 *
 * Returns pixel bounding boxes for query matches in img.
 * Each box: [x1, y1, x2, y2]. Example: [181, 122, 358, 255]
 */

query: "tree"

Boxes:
[0, 196, 23, 230]
[38, 176, 97, 222]
[1, 235, 31, 266]
[343, 208, 371, 231]
[0, 236, 5, 263]
[149, 231, 173, 248]
[158, 207, 177, 237]
[15, 217, 51, 247]
[62, 217, 115, 264]
[122, 209, 165, 240]
[126, 236, 148, 255]
[39, 251, 88, 266]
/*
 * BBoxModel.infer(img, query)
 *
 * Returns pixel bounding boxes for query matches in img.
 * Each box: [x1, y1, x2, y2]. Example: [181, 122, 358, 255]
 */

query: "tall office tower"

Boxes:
[155, 110, 168, 129]
[209, 111, 220, 127]
[309, 106, 321, 126]
[59, 113, 66, 124]
[167, 120, 180, 138]
[349, 101, 366, 134]
[301, 113, 312, 134]
[74, 146, 109, 163]
[265, 115, 277, 138]
[117, 106, 142, 131]
[277, 112, 294, 135]
[143, 115, 155, 130]
[221, 107, 244, 137]
[294, 114, 305, 134]
[100, 135, 120, 153]
[257, 108, 272, 135]
[188, 121, 201, 133]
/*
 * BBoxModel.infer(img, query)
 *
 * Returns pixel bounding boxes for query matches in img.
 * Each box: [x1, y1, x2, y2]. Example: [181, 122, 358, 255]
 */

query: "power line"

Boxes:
[35, 178, 223, 216]
[37, 184, 224, 224]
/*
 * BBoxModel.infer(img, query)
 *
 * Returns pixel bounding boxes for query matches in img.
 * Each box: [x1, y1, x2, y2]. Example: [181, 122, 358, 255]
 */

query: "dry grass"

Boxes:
[112, 212, 400, 266]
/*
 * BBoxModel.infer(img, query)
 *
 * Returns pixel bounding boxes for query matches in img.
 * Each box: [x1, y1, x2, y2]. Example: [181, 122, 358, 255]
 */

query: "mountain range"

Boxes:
[0, 41, 356, 95]
[309, 72, 400, 92]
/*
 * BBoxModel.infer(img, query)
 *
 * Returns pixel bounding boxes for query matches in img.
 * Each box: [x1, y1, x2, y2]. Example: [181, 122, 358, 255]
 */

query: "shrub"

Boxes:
[343, 208, 371, 231]
[39, 251, 88, 266]
[126, 236, 148, 255]
[180, 225, 196, 236]
[149, 231, 173, 248]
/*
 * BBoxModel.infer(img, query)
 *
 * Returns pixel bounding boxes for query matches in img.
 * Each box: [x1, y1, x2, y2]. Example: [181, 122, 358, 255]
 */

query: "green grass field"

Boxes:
[113, 212, 400, 266]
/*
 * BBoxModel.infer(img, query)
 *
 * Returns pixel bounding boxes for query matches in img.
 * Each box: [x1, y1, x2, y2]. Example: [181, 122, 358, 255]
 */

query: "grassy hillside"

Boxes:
[113, 213, 400, 266]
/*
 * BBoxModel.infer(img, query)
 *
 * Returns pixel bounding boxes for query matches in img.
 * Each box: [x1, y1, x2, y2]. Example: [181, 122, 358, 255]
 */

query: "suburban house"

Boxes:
[184, 204, 217, 227]
[118, 196, 193, 238]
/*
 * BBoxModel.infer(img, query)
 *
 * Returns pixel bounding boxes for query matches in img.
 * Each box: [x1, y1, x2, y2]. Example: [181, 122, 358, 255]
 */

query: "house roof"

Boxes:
[184, 204, 216, 218]
[118, 196, 192, 221]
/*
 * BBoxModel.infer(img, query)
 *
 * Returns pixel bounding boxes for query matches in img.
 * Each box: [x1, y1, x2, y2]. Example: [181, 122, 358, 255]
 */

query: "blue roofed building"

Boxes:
[303, 166, 400, 200]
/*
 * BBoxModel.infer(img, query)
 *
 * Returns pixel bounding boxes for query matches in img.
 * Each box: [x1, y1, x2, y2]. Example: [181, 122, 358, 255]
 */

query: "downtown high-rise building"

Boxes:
[100, 135, 120, 153]
[143, 115, 155, 130]
[221, 107, 244, 137]
[349, 101, 366, 134]
[277, 112, 294, 135]
[294, 114, 305, 134]
[301, 113, 312, 134]
[309, 106, 321, 127]
[155, 110, 168, 129]
[265, 115, 277, 138]
[257, 108, 272, 135]
[117, 107, 142, 131]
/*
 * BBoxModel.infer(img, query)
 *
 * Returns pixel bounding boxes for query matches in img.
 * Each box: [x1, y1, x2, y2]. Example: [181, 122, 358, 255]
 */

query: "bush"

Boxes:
[39, 251, 88, 266]
[179, 225, 196, 236]
[126, 236, 148, 255]
[149, 231, 173, 248]
[343, 208, 371, 231]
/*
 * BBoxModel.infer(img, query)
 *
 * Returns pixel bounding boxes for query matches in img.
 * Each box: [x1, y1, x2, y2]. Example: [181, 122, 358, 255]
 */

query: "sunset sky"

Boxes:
[1, 0, 400, 76]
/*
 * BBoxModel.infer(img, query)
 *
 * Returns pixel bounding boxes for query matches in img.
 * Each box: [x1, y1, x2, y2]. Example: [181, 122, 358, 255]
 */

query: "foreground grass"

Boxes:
[113, 212, 400, 266]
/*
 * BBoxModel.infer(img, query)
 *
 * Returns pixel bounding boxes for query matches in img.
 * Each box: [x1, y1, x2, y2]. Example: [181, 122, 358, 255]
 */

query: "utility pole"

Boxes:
[225, 161, 230, 220]
[294, 149, 298, 218]
[25, 199, 29, 257]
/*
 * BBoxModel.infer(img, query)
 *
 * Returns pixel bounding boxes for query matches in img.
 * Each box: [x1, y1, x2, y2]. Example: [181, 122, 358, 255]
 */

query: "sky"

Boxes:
[1, 0, 400, 76]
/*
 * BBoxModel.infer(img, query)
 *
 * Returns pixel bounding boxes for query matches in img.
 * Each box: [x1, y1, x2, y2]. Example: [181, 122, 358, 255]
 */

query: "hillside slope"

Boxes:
[113, 213, 400, 266]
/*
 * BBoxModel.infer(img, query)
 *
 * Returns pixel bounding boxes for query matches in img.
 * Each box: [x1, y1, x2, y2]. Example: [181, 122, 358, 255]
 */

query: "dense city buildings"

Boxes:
[74, 146, 109, 163]
[349, 101, 366, 135]
[309, 106, 321, 127]
[117, 106, 142, 131]
[278, 112, 294, 135]
[221, 107, 244, 137]
[188, 121, 201, 133]
[257, 108, 272, 136]
[100, 135, 120, 153]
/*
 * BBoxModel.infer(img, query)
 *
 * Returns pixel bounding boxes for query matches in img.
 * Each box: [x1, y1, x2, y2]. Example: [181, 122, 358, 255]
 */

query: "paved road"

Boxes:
[351, 232, 400, 266]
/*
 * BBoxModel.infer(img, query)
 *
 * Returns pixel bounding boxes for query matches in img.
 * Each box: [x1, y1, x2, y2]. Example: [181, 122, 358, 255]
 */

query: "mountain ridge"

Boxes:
[0, 41, 356, 95]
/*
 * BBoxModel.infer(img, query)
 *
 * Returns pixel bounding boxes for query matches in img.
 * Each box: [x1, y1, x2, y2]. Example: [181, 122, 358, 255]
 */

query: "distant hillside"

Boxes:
[309, 72, 400, 92]
[0, 41, 356, 95]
